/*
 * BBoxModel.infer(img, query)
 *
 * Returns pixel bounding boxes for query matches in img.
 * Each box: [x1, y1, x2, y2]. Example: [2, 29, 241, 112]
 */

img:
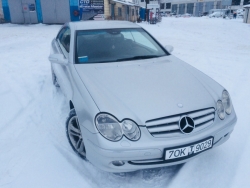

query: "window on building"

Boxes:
[216, 1, 221, 9]
[166, 3, 171, 9]
[243, 0, 250, 5]
[118, 7, 122, 16]
[172, 4, 177, 13]
[231, 0, 241, 5]
[187, 3, 194, 14]
[179, 4, 185, 14]
[141, 0, 144, 2]
[160, 3, 165, 9]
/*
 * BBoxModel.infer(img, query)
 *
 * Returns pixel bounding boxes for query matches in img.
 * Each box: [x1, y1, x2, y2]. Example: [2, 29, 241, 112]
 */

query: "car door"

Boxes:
[52, 27, 73, 99]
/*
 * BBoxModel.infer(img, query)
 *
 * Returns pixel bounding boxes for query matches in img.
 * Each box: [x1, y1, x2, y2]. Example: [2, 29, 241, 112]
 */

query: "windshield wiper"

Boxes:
[116, 55, 161, 62]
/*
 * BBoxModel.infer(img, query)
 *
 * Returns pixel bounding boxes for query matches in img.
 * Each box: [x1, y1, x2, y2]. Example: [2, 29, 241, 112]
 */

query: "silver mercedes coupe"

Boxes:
[49, 21, 237, 172]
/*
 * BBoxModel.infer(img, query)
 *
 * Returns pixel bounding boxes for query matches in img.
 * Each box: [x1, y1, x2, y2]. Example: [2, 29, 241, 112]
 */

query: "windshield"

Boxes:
[75, 28, 168, 64]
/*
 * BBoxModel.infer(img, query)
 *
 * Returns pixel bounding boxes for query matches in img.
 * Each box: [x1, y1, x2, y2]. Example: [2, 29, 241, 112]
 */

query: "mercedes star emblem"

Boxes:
[179, 116, 195, 134]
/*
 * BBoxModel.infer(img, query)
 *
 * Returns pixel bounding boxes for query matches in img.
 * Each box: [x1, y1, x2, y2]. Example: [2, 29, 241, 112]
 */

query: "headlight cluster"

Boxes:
[217, 90, 232, 120]
[95, 113, 141, 142]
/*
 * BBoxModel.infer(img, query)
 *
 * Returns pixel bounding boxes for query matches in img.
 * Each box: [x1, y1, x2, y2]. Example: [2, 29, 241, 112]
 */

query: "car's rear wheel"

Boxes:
[66, 109, 86, 159]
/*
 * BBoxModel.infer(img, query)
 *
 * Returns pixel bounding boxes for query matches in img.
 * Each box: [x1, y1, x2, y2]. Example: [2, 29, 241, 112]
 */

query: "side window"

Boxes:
[56, 28, 66, 41]
[57, 27, 71, 53]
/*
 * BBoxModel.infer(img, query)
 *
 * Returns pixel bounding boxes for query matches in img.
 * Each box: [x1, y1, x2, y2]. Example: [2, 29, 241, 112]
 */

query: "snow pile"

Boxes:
[0, 17, 250, 187]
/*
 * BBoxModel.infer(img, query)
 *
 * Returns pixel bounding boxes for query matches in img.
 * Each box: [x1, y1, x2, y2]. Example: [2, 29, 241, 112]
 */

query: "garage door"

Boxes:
[40, 0, 70, 24]
[8, 0, 38, 24]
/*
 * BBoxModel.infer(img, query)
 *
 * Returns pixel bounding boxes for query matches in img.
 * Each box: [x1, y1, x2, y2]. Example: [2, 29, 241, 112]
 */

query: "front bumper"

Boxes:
[84, 113, 237, 172]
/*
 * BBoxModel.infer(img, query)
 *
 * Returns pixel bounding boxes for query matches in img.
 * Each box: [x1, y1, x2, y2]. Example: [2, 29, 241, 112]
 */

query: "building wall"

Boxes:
[8, 0, 39, 24]
[138, 0, 146, 8]
[160, 0, 219, 14]
[129, 6, 138, 22]
[104, 1, 139, 21]
[114, 3, 124, 20]
[2, 0, 70, 23]
[160, 0, 246, 14]
[1, 0, 10, 21]
[2, 0, 139, 23]
[244, 8, 250, 23]
[0, 0, 3, 18]
[40, 0, 70, 24]
[248, 10, 250, 23]
[139, 0, 159, 8]
[104, 0, 110, 19]
[69, 0, 80, 22]
[8, 0, 24, 23]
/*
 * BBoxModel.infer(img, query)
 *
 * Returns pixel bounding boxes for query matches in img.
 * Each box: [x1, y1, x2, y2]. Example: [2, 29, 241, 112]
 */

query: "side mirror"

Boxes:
[49, 54, 68, 65]
[165, 45, 174, 53]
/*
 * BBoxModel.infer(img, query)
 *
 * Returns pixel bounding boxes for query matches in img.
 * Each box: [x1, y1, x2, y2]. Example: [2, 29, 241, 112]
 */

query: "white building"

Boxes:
[159, 0, 249, 16]
[105, 0, 141, 22]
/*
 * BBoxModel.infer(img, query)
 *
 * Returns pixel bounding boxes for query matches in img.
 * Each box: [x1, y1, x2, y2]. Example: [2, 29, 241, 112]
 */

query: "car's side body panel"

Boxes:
[50, 25, 100, 134]
[70, 66, 100, 133]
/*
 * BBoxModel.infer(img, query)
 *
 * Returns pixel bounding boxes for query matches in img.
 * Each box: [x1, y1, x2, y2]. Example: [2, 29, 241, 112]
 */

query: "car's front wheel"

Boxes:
[66, 109, 86, 160]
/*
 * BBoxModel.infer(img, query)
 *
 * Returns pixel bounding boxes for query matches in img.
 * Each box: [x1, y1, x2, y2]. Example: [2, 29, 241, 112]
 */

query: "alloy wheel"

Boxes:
[67, 116, 86, 157]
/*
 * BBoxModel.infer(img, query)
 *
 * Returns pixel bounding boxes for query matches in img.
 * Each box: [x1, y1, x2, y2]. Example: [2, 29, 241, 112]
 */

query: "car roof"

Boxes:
[68, 21, 141, 31]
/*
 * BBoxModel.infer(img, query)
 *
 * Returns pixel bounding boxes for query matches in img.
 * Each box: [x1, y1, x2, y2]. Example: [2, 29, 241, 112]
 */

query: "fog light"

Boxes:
[112, 161, 125, 166]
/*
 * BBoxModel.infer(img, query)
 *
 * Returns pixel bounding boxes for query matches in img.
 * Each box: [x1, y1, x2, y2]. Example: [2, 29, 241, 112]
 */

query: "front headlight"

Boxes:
[222, 90, 232, 115]
[122, 120, 140, 141]
[217, 100, 225, 120]
[95, 114, 123, 141]
[95, 114, 140, 141]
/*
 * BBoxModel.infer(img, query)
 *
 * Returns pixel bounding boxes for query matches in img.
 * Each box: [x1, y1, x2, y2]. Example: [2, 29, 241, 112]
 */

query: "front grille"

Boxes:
[146, 108, 215, 138]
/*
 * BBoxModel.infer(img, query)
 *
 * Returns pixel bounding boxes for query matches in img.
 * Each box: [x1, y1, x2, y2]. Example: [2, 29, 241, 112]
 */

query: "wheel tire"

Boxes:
[66, 109, 87, 160]
[51, 69, 60, 87]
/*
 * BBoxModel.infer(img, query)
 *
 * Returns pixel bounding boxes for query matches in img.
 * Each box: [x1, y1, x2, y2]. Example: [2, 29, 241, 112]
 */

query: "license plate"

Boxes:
[165, 137, 213, 161]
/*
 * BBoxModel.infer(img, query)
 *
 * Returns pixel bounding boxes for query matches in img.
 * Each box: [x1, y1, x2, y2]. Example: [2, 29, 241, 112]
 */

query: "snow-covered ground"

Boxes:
[0, 17, 250, 188]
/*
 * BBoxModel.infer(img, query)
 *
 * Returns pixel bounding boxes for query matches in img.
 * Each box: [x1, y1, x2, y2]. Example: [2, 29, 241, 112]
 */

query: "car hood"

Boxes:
[74, 56, 218, 125]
